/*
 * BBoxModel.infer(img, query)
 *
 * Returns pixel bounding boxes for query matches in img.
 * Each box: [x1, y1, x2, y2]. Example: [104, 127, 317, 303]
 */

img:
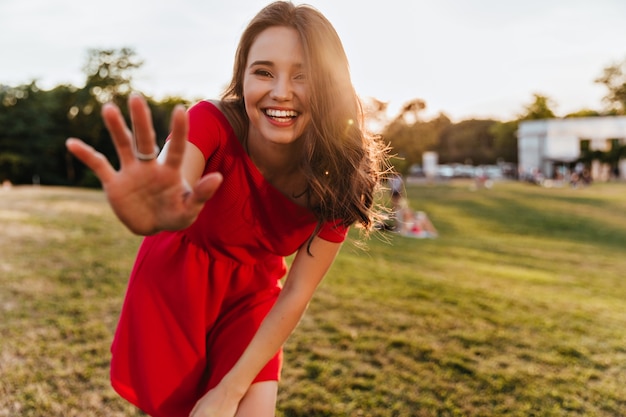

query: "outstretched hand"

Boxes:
[66, 94, 222, 235]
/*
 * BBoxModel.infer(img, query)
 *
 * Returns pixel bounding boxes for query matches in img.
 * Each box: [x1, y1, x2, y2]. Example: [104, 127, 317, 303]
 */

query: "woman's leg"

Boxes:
[235, 381, 278, 417]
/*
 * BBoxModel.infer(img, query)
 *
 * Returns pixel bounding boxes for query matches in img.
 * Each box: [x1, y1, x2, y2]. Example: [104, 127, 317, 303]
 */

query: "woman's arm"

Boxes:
[190, 236, 343, 416]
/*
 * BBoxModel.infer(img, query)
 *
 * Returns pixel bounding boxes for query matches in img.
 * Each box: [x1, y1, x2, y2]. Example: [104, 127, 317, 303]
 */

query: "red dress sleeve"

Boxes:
[185, 101, 229, 160]
[317, 220, 349, 243]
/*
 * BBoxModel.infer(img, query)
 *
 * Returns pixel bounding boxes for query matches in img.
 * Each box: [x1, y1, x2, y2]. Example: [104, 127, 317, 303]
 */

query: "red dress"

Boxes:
[109, 101, 348, 417]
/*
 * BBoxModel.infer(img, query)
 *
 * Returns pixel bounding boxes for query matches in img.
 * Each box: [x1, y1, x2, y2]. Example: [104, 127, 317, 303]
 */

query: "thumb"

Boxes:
[191, 172, 223, 204]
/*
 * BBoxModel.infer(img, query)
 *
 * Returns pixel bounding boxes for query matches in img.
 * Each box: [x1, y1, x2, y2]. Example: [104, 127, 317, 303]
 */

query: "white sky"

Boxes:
[1, 0, 625, 122]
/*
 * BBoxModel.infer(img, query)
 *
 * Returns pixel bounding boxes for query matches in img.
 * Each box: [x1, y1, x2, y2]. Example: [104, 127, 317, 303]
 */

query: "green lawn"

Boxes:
[1, 181, 625, 416]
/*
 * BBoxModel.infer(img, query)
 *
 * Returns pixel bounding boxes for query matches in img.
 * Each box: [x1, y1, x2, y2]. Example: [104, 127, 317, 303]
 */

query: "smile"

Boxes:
[264, 108, 299, 123]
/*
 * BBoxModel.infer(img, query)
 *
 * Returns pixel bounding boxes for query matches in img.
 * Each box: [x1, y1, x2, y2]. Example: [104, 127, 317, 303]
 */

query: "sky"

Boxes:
[1, 0, 626, 122]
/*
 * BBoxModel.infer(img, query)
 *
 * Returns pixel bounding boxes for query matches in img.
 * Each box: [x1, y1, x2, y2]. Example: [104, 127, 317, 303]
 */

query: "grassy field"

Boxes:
[1, 181, 625, 416]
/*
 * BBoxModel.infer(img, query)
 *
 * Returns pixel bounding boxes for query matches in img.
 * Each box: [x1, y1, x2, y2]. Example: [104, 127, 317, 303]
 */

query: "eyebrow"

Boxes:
[249, 60, 274, 68]
[249, 60, 303, 69]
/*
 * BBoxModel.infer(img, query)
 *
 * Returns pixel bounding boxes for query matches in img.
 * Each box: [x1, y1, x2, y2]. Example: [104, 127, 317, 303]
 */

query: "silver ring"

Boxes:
[135, 145, 160, 161]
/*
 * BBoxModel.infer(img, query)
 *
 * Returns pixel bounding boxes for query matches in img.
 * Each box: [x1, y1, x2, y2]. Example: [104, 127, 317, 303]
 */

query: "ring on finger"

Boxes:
[136, 145, 160, 162]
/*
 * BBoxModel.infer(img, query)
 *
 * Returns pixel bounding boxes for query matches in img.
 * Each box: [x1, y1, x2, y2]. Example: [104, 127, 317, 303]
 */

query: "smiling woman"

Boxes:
[64, 2, 389, 417]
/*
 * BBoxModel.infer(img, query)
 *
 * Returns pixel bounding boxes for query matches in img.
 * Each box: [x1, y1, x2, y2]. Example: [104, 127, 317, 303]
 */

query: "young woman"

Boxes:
[66, 2, 388, 416]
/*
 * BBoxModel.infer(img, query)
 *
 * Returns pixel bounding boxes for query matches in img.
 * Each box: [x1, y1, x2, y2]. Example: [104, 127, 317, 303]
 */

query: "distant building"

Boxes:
[517, 116, 626, 181]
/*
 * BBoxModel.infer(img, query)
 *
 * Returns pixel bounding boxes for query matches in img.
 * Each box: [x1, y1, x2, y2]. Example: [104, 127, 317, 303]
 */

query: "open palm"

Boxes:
[66, 94, 222, 235]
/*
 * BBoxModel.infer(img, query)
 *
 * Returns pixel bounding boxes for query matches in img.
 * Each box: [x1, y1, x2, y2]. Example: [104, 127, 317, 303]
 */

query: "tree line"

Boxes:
[372, 62, 626, 175]
[0, 48, 188, 187]
[1, 48, 625, 186]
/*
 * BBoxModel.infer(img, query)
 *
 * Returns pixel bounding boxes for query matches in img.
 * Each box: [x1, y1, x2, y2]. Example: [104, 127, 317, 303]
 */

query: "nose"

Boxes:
[269, 76, 293, 101]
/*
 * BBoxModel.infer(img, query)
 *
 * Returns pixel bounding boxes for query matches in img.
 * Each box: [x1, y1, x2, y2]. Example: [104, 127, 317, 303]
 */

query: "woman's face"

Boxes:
[243, 26, 311, 146]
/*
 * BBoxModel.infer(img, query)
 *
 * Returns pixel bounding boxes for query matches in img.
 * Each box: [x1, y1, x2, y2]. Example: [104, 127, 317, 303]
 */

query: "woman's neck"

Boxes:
[246, 131, 302, 181]
[246, 131, 308, 204]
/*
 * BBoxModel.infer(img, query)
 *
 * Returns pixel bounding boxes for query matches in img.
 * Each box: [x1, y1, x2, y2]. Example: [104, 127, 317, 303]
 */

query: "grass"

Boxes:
[1, 181, 626, 416]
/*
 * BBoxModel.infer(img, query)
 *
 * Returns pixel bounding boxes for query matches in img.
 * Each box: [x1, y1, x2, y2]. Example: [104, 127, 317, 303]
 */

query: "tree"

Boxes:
[564, 109, 602, 118]
[489, 120, 518, 163]
[595, 58, 626, 114]
[0, 82, 83, 185]
[396, 99, 426, 125]
[147, 96, 191, 145]
[381, 99, 450, 174]
[361, 97, 389, 134]
[0, 49, 197, 186]
[83, 47, 143, 103]
[437, 119, 497, 165]
[0, 84, 34, 183]
[65, 48, 145, 185]
[518, 93, 557, 120]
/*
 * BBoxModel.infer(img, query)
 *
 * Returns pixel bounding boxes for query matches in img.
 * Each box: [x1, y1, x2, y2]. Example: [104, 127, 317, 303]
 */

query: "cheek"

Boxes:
[296, 85, 310, 107]
[242, 81, 260, 117]
[299, 115, 312, 134]
[242, 75, 260, 99]
[298, 88, 311, 127]
[242, 80, 251, 103]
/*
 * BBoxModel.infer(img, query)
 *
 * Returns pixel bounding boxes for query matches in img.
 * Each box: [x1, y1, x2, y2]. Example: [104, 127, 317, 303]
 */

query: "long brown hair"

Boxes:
[221, 1, 388, 234]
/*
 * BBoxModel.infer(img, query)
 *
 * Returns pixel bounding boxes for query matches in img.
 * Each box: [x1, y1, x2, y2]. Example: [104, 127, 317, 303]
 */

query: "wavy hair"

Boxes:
[221, 1, 389, 235]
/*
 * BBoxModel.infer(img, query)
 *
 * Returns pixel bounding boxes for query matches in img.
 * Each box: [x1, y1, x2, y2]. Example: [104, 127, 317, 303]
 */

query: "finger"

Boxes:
[188, 172, 223, 206]
[163, 104, 188, 168]
[101, 102, 136, 166]
[128, 93, 158, 157]
[66, 138, 116, 183]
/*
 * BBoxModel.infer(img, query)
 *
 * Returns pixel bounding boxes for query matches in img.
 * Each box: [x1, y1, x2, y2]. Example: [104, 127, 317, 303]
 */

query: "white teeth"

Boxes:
[265, 109, 298, 118]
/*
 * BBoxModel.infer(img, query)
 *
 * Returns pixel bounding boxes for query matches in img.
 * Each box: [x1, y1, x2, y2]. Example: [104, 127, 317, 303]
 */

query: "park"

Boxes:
[1, 179, 625, 416]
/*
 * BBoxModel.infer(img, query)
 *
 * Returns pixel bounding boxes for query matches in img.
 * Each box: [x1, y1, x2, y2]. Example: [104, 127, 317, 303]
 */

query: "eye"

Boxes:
[293, 72, 307, 81]
[254, 69, 273, 78]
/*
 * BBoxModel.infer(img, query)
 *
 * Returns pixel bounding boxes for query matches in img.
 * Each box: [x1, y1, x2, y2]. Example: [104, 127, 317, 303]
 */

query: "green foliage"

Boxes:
[381, 103, 451, 173]
[0, 152, 28, 182]
[147, 96, 192, 146]
[380, 92, 558, 171]
[564, 109, 602, 118]
[2, 183, 626, 416]
[489, 120, 518, 163]
[82, 48, 143, 103]
[0, 83, 77, 185]
[436, 119, 497, 165]
[518, 93, 557, 121]
[2, 50, 625, 186]
[595, 58, 626, 114]
[0, 48, 190, 187]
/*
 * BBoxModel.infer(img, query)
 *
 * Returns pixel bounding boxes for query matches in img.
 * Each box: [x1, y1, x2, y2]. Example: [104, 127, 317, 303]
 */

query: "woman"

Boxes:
[67, 2, 388, 416]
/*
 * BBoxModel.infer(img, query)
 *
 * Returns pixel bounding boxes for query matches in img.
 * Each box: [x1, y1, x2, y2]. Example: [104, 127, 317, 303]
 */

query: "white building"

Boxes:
[517, 116, 626, 180]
